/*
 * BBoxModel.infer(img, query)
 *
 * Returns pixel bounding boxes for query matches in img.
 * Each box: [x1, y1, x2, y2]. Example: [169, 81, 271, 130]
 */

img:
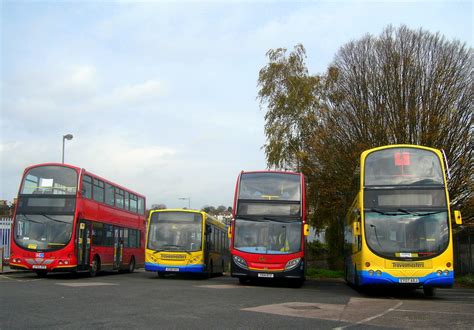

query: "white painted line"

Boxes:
[196, 284, 247, 289]
[395, 309, 473, 315]
[56, 282, 118, 287]
[333, 300, 403, 330]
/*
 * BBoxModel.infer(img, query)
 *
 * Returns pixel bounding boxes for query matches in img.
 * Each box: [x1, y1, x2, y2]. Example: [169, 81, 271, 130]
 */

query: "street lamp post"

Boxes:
[62, 134, 73, 164]
[179, 197, 191, 209]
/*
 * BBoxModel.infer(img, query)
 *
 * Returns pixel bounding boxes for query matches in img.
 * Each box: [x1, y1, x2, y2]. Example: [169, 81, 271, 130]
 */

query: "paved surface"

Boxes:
[1, 270, 473, 329]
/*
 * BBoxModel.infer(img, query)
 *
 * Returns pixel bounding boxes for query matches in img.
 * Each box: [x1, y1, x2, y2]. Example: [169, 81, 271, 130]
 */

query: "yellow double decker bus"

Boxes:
[344, 145, 462, 296]
[145, 209, 228, 278]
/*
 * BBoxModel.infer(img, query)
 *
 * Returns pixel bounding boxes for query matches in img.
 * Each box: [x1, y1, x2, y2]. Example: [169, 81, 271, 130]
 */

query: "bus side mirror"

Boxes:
[303, 224, 310, 236]
[353, 222, 361, 236]
[454, 210, 462, 225]
[227, 226, 232, 239]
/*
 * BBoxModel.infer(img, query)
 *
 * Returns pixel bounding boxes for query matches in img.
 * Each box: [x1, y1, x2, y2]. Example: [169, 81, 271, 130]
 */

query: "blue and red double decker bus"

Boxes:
[229, 170, 309, 286]
[9, 163, 146, 277]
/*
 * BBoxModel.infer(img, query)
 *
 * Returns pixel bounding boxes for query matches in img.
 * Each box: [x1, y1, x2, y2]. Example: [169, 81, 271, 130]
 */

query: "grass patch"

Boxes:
[456, 274, 474, 288]
[307, 267, 344, 279]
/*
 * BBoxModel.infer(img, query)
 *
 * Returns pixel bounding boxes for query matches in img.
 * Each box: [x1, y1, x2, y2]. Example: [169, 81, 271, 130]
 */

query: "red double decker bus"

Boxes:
[229, 171, 309, 286]
[9, 163, 146, 277]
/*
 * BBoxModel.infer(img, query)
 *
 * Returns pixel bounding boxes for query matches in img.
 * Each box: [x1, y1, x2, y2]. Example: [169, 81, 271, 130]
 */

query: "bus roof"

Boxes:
[240, 170, 303, 176]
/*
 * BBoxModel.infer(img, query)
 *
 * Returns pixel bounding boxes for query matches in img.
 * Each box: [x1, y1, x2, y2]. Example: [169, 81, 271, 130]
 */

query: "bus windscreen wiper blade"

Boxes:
[398, 209, 444, 217]
[41, 214, 70, 223]
[237, 216, 268, 222]
[368, 208, 400, 216]
[263, 217, 295, 223]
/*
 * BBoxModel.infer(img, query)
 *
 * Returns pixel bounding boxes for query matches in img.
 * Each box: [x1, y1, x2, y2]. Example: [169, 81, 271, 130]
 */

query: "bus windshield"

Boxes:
[234, 217, 301, 254]
[148, 212, 202, 252]
[13, 214, 74, 251]
[21, 166, 78, 195]
[364, 148, 444, 186]
[364, 211, 449, 259]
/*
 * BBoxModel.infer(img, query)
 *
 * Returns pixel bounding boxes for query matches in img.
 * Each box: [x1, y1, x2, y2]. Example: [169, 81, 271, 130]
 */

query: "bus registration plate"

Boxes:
[32, 265, 47, 269]
[165, 268, 179, 272]
[399, 278, 419, 283]
[258, 273, 274, 278]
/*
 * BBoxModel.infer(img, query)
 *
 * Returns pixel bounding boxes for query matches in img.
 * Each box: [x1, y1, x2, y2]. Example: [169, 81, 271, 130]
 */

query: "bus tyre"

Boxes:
[35, 270, 47, 278]
[157, 272, 165, 278]
[291, 278, 305, 288]
[239, 277, 248, 285]
[354, 266, 360, 287]
[127, 257, 135, 273]
[423, 286, 436, 297]
[89, 256, 100, 277]
[207, 261, 213, 278]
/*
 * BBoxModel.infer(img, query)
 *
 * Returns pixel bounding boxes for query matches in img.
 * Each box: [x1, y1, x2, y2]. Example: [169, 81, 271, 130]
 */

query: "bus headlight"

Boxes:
[233, 256, 248, 270]
[285, 258, 301, 271]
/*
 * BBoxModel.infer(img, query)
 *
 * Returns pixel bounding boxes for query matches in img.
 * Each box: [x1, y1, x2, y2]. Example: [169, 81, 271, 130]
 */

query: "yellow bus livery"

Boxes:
[145, 209, 228, 278]
[344, 145, 462, 296]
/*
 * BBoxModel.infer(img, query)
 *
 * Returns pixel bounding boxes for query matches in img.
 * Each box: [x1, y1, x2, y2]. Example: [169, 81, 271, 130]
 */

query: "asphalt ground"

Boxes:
[1, 270, 473, 329]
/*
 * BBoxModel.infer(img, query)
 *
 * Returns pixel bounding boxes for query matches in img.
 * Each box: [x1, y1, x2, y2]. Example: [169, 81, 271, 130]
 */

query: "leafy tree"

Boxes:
[257, 44, 323, 171]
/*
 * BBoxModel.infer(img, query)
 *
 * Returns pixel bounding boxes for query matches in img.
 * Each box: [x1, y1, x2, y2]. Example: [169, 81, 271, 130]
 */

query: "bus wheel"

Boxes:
[207, 261, 213, 278]
[423, 286, 436, 297]
[157, 272, 165, 278]
[35, 270, 47, 278]
[239, 277, 248, 285]
[291, 278, 305, 288]
[89, 256, 100, 277]
[127, 257, 135, 273]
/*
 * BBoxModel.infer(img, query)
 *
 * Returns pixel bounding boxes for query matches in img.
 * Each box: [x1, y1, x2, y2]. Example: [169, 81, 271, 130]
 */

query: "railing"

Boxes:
[0, 217, 13, 260]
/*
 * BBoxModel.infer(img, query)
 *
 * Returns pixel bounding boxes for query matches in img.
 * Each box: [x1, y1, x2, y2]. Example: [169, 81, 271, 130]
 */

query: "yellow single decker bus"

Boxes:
[344, 145, 462, 296]
[145, 209, 228, 278]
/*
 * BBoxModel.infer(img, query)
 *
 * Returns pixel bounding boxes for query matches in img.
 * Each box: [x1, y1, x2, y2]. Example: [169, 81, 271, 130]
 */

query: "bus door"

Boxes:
[113, 227, 124, 269]
[77, 220, 91, 270]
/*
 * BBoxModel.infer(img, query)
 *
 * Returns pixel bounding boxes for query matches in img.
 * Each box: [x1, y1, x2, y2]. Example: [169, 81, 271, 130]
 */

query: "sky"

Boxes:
[0, 0, 472, 210]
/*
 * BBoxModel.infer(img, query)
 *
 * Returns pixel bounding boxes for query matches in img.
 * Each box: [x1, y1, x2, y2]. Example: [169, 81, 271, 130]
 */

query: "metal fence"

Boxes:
[0, 217, 12, 260]
[454, 227, 474, 275]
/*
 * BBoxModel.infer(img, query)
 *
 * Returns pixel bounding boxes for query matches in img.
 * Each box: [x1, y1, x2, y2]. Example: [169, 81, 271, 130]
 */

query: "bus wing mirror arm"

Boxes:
[454, 210, 462, 225]
[353, 222, 361, 236]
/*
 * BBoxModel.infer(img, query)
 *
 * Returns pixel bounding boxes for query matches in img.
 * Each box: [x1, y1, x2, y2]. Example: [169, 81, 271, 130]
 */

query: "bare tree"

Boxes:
[324, 25, 472, 207]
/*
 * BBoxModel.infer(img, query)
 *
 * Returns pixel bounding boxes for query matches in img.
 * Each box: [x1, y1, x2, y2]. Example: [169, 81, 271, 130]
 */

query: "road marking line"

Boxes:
[395, 309, 473, 315]
[334, 300, 403, 330]
[0, 275, 43, 282]
[196, 284, 248, 289]
[56, 282, 118, 287]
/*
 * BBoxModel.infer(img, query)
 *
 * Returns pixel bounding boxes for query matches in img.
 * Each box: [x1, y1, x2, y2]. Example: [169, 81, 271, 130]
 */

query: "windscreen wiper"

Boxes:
[237, 216, 268, 222]
[263, 217, 296, 223]
[397, 209, 444, 217]
[41, 214, 70, 223]
[18, 214, 42, 224]
[367, 208, 401, 216]
[369, 224, 383, 248]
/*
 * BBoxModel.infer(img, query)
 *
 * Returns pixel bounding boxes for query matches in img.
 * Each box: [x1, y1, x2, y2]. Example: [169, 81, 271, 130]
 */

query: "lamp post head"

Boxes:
[63, 134, 73, 140]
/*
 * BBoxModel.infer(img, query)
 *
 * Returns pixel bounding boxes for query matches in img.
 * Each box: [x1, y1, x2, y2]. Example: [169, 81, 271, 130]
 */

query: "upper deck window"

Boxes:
[21, 166, 78, 195]
[364, 148, 444, 186]
[239, 173, 301, 201]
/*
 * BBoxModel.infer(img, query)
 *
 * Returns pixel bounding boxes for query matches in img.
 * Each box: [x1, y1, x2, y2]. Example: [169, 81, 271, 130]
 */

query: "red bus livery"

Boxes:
[9, 163, 146, 277]
[229, 171, 309, 286]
